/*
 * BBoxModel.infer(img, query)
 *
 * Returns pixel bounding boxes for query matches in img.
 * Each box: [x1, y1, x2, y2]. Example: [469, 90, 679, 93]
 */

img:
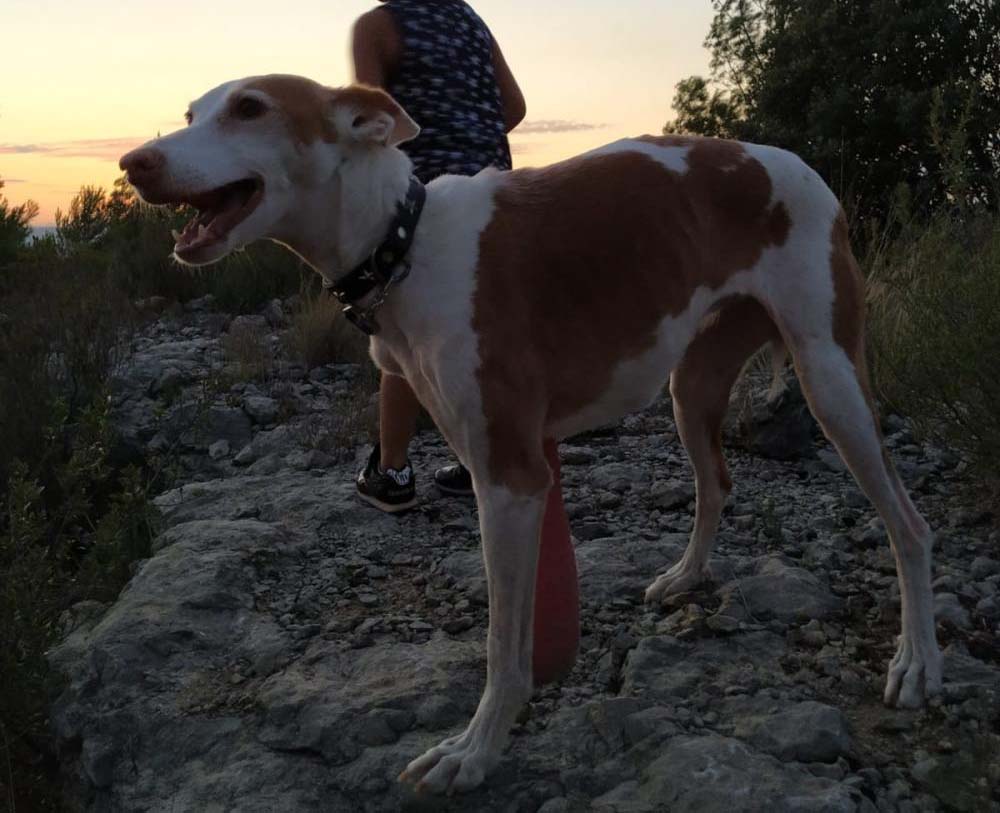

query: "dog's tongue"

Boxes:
[532, 440, 580, 686]
[172, 187, 249, 250]
[205, 190, 250, 235]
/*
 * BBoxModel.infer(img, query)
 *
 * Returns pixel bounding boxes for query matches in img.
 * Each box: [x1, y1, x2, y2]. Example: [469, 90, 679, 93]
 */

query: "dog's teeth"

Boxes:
[197, 224, 209, 238]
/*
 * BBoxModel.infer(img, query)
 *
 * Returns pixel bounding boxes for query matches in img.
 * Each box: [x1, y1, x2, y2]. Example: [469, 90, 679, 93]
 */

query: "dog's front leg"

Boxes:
[400, 481, 546, 794]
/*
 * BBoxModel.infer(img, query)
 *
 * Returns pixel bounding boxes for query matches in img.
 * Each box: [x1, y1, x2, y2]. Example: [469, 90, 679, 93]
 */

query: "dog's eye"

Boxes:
[235, 97, 267, 120]
[184, 111, 192, 125]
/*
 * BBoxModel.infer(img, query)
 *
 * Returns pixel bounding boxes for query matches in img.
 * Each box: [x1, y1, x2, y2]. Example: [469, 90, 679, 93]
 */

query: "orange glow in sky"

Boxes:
[1, 0, 714, 225]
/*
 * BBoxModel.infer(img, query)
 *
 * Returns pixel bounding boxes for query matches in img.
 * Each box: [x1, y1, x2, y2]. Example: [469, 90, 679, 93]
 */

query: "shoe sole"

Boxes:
[357, 491, 419, 514]
[434, 482, 475, 497]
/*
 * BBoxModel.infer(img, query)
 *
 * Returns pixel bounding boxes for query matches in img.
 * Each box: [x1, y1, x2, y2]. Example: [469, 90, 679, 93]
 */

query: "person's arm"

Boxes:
[351, 7, 402, 88]
[491, 38, 526, 133]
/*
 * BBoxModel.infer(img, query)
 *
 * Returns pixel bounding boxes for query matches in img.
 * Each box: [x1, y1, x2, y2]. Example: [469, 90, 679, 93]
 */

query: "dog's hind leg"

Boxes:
[785, 333, 941, 705]
[400, 441, 550, 794]
[646, 296, 780, 603]
[771, 215, 942, 707]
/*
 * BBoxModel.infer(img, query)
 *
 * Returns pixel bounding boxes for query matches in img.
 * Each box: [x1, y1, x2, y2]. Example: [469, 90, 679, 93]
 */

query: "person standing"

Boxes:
[351, 0, 526, 512]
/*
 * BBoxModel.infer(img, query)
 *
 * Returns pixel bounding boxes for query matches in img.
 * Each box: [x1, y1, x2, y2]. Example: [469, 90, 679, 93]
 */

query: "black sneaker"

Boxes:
[433, 462, 474, 496]
[357, 444, 418, 513]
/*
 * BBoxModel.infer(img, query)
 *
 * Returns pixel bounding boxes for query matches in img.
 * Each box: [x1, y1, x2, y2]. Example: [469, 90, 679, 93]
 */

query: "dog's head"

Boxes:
[119, 75, 419, 266]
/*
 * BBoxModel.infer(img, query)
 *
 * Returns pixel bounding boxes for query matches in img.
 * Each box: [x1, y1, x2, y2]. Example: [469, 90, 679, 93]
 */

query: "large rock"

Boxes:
[730, 699, 853, 763]
[716, 555, 844, 623]
[594, 734, 872, 812]
[729, 377, 817, 461]
[575, 533, 686, 606]
[622, 632, 787, 701]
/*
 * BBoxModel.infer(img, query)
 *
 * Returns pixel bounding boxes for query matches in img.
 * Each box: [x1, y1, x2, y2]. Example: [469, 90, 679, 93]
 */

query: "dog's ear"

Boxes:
[332, 85, 420, 147]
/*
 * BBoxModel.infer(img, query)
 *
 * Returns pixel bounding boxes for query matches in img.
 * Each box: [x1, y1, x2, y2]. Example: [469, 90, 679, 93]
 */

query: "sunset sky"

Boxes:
[1, 0, 715, 225]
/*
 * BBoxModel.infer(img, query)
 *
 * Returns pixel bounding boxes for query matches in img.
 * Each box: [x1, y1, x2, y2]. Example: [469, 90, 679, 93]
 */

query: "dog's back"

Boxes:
[461, 135, 843, 446]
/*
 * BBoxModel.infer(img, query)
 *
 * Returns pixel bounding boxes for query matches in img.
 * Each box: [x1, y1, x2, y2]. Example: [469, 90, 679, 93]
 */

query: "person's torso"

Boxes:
[383, 0, 512, 181]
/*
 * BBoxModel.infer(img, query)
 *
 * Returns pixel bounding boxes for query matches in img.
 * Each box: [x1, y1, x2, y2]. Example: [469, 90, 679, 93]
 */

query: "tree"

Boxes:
[668, 0, 1000, 221]
[664, 77, 743, 138]
[56, 185, 112, 249]
[0, 179, 39, 266]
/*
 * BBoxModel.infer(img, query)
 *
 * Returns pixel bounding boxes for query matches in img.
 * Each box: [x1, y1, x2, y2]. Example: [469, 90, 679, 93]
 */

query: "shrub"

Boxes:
[0, 179, 38, 267]
[1, 180, 162, 810]
[222, 319, 275, 383]
[55, 177, 311, 313]
[0, 399, 159, 812]
[866, 209, 1000, 492]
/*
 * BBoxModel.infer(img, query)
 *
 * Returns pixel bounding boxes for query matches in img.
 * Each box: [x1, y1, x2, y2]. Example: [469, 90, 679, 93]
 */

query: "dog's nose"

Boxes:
[119, 147, 165, 182]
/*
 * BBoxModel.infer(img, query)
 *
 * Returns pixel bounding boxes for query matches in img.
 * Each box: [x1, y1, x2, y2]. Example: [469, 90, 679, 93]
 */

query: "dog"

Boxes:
[120, 74, 942, 795]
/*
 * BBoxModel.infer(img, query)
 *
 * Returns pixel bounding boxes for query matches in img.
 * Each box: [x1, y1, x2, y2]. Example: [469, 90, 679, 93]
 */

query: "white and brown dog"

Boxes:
[120, 75, 942, 794]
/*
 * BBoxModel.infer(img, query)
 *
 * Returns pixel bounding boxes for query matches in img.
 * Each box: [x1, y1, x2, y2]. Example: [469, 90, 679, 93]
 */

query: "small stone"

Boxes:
[817, 448, 847, 473]
[208, 439, 230, 460]
[705, 613, 740, 633]
[649, 479, 696, 510]
[934, 593, 971, 629]
[969, 556, 998, 579]
[243, 395, 279, 425]
[443, 616, 474, 634]
[233, 443, 256, 466]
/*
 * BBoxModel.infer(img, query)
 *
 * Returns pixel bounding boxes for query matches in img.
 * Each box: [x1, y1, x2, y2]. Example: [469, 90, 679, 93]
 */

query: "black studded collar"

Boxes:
[324, 176, 426, 334]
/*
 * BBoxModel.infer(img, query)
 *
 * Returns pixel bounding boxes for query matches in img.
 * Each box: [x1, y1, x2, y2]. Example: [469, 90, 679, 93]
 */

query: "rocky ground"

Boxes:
[50, 296, 999, 812]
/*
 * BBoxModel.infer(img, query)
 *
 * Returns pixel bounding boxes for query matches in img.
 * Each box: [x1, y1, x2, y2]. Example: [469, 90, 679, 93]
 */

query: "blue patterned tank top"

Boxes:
[382, 0, 513, 183]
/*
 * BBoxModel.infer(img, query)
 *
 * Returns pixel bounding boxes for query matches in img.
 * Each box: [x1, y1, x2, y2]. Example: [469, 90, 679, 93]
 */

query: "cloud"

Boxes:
[0, 137, 147, 161]
[515, 120, 607, 135]
[1, 178, 27, 183]
[0, 144, 48, 154]
[509, 142, 537, 156]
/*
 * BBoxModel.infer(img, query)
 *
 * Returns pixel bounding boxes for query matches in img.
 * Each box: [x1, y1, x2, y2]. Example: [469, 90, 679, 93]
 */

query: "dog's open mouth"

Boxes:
[171, 178, 264, 261]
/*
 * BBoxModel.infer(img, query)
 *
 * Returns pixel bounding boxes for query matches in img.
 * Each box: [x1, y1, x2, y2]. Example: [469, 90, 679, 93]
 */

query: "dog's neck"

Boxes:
[275, 147, 414, 287]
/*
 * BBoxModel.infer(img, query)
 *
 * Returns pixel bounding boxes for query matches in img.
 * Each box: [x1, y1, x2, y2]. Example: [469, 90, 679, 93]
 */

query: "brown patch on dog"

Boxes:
[672, 296, 782, 493]
[332, 85, 419, 145]
[828, 207, 890, 466]
[333, 84, 402, 119]
[239, 78, 414, 147]
[243, 75, 339, 145]
[830, 209, 864, 363]
[473, 139, 791, 492]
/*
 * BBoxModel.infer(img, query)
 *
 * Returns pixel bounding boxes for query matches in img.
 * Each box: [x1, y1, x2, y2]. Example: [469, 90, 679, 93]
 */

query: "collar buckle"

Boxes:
[342, 305, 379, 335]
[327, 176, 425, 336]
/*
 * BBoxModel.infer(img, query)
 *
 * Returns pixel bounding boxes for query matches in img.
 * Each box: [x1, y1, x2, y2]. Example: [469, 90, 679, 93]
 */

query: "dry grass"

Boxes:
[221, 320, 275, 383]
[283, 293, 370, 370]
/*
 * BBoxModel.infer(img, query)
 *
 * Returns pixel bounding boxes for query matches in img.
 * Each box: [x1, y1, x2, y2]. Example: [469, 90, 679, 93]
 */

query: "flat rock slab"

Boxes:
[49, 318, 1000, 812]
[716, 555, 844, 623]
[622, 631, 788, 701]
[594, 734, 873, 813]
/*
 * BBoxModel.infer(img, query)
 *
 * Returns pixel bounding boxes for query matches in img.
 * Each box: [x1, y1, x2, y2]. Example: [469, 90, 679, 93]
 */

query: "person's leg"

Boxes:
[379, 373, 422, 470]
[356, 373, 421, 513]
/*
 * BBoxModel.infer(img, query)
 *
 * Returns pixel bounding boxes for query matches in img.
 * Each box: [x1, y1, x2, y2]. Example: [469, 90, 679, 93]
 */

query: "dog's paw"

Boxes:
[644, 561, 710, 604]
[883, 638, 943, 708]
[399, 732, 497, 795]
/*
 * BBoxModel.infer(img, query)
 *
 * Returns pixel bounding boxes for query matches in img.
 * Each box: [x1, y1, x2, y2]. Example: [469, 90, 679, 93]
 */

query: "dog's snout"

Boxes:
[119, 147, 166, 182]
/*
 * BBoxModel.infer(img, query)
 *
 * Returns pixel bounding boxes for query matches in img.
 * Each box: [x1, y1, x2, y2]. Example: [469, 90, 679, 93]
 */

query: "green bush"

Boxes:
[54, 177, 310, 313]
[1, 178, 163, 811]
[0, 179, 38, 267]
[866, 209, 1000, 492]
[0, 398, 159, 812]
